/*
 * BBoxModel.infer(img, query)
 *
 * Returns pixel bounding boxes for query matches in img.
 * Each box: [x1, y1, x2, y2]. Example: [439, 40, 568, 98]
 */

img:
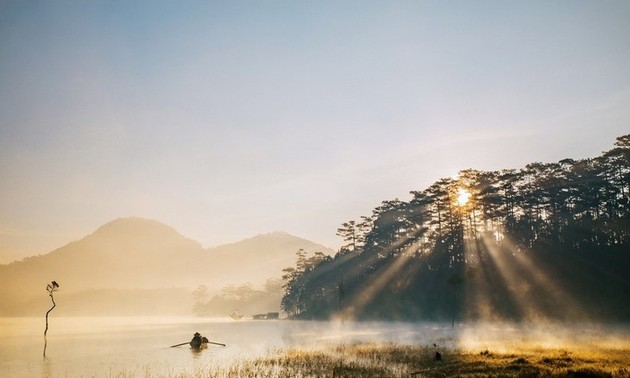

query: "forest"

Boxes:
[282, 135, 630, 322]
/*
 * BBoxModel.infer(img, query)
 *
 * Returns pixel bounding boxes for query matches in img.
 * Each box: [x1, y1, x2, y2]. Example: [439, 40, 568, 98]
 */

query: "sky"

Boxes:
[1, 0, 629, 263]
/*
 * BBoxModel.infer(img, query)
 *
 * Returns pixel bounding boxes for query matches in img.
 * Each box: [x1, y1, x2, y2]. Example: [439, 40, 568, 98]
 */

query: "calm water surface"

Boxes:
[1, 317, 627, 377]
[0, 317, 453, 377]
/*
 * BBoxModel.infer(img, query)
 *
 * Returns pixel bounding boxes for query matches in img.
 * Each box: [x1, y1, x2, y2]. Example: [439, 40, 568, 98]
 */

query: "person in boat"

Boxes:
[190, 332, 203, 349]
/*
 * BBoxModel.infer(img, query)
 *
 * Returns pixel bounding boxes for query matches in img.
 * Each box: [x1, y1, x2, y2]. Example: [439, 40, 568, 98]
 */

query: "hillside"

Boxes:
[205, 232, 333, 285]
[0, 217, 333, 316]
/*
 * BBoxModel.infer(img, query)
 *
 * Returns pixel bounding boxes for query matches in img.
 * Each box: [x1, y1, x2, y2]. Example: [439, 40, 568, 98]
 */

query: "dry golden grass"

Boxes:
[161, 343, 629, 378]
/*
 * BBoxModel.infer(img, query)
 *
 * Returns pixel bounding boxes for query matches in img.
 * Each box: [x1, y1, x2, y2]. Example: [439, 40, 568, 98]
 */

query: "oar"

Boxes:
[170, 341, 226, 348]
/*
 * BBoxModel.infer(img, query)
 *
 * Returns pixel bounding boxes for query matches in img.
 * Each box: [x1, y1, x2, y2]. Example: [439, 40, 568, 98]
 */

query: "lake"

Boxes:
[1, 317, 628, 377]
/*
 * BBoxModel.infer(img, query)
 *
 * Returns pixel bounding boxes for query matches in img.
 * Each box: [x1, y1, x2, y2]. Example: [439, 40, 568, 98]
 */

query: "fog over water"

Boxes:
[1, 317, 628, 377]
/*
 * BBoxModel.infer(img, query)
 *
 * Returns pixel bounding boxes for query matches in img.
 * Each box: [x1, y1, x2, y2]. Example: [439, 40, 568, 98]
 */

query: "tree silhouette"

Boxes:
[336, 221, 359, 252]
[281, 134, 630, 321]
[43, 280, 59, 357]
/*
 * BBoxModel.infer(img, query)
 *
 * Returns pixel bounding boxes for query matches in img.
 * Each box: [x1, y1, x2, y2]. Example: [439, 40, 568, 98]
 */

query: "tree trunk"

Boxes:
[43, 294, 56, 357]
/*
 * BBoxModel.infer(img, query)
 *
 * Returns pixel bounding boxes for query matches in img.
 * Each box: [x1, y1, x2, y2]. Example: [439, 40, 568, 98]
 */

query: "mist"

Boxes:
[2, 317, 628, 377]
[0, 218, 331, 317]
[1, 1, 629, 376]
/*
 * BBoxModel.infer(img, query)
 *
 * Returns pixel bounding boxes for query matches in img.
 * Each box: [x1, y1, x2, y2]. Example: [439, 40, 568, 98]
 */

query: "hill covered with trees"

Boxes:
[282, 135, 630, 322]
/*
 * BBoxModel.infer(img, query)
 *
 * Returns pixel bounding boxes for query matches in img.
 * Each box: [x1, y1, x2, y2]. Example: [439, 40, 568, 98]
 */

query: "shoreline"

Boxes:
[144, 343, 630, 377]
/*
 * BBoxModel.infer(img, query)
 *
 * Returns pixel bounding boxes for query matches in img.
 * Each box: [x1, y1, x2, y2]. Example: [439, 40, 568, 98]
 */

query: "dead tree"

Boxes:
[43, 281, 59, 357]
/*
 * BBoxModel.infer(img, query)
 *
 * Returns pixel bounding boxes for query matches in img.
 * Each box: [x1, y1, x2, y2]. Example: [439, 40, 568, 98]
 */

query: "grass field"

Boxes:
[163, 343, 629, 378]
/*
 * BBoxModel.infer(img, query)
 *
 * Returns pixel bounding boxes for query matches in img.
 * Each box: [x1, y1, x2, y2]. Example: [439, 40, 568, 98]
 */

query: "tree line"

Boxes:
[192, 279, 284, 318]
[282, 135, 630, 322]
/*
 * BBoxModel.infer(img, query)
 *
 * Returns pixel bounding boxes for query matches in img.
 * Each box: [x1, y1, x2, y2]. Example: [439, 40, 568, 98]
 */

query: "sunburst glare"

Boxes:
[456, 188, 471, 206]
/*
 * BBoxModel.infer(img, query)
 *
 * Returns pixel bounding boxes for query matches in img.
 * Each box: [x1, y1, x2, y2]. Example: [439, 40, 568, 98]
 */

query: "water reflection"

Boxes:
[43, 356, 53, 378]
[190, 347, 204, 358]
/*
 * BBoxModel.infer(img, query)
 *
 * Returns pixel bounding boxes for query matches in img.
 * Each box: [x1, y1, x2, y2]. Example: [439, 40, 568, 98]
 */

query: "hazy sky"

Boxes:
[1, 1, 629, 263]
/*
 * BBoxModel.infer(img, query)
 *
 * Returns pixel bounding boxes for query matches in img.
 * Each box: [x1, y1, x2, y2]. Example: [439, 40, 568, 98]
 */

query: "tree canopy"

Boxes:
[282, 135, 630, 322]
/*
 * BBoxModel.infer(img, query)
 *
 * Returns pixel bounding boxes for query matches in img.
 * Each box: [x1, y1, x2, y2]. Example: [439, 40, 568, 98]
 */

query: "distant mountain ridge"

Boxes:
[0, 217, 333, 316]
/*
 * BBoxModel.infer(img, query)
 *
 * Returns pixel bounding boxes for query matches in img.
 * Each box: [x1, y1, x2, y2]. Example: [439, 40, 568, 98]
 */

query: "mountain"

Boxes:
[0, 217, 333, 316]
[204, 232, 333, 285]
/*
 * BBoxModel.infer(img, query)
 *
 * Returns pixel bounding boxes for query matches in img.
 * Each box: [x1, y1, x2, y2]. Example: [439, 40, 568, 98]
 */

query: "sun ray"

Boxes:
[337, 229, 425, 320]
[500, 237, 587, 320]
[460, 232, 589, 328]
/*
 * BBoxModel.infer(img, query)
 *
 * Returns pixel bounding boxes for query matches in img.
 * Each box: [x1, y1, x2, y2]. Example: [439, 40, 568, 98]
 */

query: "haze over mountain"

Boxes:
[0, 217, 333, 316]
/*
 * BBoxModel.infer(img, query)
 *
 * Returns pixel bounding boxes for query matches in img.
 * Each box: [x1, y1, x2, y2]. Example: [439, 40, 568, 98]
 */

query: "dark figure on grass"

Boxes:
[190, 332, 209, 349]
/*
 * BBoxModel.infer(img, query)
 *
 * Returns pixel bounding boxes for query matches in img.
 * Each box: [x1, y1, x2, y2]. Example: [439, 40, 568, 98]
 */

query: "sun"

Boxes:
[456, 188, 471, 206]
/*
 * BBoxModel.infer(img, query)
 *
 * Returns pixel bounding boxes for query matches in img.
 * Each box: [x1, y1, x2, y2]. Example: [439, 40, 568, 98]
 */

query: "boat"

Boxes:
[171, 335, 225, 349]
[252, 312, 279, 320]
[230, 310, 243, 320]
[196, 341, 209, 349]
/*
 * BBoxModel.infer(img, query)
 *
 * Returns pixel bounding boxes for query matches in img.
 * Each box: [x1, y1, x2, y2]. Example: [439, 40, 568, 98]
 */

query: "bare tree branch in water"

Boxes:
[43, 281, 59, 358]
